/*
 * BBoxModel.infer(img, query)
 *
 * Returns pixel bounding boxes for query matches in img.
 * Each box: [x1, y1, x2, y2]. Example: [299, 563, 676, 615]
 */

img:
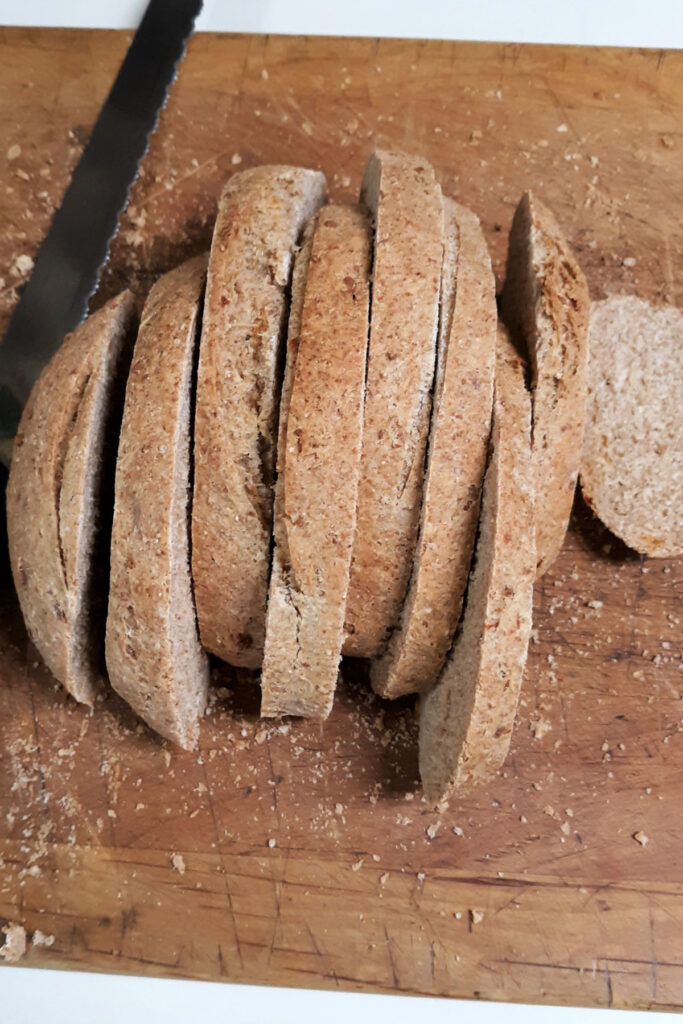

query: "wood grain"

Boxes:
[1, 28, 682, 1009]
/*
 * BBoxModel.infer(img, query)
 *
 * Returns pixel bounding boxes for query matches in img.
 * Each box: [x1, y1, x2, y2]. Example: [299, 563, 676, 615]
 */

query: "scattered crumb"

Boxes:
[7, 144, 21, 160]
[261, 68, 269, 80]
[452, 825, 464, 837]
[556, 123, 569, 133]
[470, 909, 484, 926]
[417, 872, 426, 882]
[633, 831, 649, 847]
[426, 822, 440, 840]
[453, 911, 462, 920]
[351, 857, 364, 871]
[560, 821, 572, 835]
[10, 253, 34, 277]
[1, 923, 26, 962]
[231, 153, 242, 165]
[267, 838, 277, 849]
[31, 930, 55, 948]
[530, 716, 552, 740]
[170, 852, 186, 875]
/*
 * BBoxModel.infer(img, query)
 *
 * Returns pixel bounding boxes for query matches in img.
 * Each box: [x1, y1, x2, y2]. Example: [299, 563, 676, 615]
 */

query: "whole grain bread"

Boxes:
[418, 328, 535, 803]
[261, 205, 371, 718]
[6, 291, 137, 705]
[500, 191, 589, 577]
[580, 295, 683, 557]
[192, 166, 326, 668]
[371, 199, 496, 699]
[106, 256, 209, 749]
[343, 151, 444, 657]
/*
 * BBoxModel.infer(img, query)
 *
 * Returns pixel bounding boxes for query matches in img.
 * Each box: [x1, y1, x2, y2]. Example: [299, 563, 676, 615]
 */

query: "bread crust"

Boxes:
[419, 328, 535, 803]
[343, 151, 444, 657]
[500, 192, 589, 577]
[261, 205, 371, 718]
[106, 256, 209, 749]
[371, 199, 496, 698]
[7, 291, 137, 705]
[192, 166, 326, 668]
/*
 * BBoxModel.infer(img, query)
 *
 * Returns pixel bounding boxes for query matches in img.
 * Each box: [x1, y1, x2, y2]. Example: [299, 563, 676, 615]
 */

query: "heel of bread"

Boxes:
[13, 148, 648, 801]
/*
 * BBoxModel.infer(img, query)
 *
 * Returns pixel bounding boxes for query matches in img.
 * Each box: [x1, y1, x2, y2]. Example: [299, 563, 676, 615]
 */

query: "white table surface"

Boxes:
[1, 2, 681, 1021]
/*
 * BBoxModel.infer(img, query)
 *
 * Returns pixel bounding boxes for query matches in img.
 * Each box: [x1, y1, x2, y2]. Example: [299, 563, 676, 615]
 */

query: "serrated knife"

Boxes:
[0, 0, 203, 467]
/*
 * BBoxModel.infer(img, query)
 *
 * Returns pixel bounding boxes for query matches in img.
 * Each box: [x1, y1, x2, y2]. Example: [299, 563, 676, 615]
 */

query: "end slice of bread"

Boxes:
[343, 150, 444, 658]
[500, 192, 589, 577]
[7, 291, 137, 705]
[192, 166, 327, 669]
[106, 256, 209, 750]
[261, 205, 371, 719]
[418, 327, 535, 803]
[371, 198, 496, 699]
[581, 295, 683, 557]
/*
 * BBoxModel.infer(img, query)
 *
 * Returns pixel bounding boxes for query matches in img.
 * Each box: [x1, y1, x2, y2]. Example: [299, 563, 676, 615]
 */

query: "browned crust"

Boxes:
[106, 256, 209, 750]
[343, 151, 444, 657]
[6, 291, 137, 705]
[500, 191, 589, 577]
[371, 199, 496, 699]
[261, 205, 371, 718]
[192, 166, 326, 668]
[418, 328, 535, 803]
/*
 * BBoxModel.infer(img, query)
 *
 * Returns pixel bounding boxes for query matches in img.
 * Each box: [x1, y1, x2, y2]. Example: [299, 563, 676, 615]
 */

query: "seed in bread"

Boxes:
[192, 166, 327, 669]
[371, 198, 496, 699]
[581, 295, 683, 557]
[500, 191, 589, 577]
[419, 327, 535, 803]
[106, 256, 209, 750]
[7, 291, 137, 705]
[261, 205, 371, 719]
[343, 150, 444, 657]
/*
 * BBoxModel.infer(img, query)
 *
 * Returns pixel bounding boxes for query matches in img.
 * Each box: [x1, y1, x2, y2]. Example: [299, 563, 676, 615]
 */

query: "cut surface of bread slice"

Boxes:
[192, 166, 327, 669]
[261, 205, 371, 719]
[371, 199, 496, 699]
[106, 256, 209, 750]
[343, 150, 444, 657]
[7, 291, 137, 705]
[581, 295, 683, 557]
[500, 191, 589, 577]
[419, 328, 535, 804]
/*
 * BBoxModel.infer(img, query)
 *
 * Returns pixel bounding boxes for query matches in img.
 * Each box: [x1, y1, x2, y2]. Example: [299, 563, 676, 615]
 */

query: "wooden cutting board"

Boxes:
[1, 27, 682, 1010]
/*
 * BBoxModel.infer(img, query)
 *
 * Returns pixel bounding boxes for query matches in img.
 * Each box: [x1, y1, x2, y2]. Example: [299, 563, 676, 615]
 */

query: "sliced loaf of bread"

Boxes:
[343, 151, 444, 657]
[106, 256, 209, 749]
[261, 205, 371, 718]
[7, 291, 137, 705]
[500, 192, 589, 577]
[371, 198, 496, 699]
[581, 295, 683, 557]
[419, 328, 535, 803]
[192, 166, 326, 668]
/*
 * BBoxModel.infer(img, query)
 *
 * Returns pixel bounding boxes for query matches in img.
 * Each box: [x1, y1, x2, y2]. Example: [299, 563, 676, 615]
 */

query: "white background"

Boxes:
[1, 1, 681, 1021]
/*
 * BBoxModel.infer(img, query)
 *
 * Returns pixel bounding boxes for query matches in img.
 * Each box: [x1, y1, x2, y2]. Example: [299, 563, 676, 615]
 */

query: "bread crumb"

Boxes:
[556, 123, 569, 133]
[470, 909, 484, 925]
[530, 716, 552, 739]
[10, 254, 33, 277]
[1, 923, 26, 962]
[231, 153, 242, 165]
[162, 749, 172, 768]
[633, 831, 649, 846]
[267, 838, 277, 849]
[261, 68, 269, 80]
[452, 825, 464, 836]
[560, 821, 571, 835]
[453, 911, 462, 919]
[31, 930, 55, 948]
[426, 822, 440, 840]
[379, 872, 388, 886]
[7, 144, 21, 160]
[170, 853, 186, 875]
[417, 872, 426, 882]
[622, 257, 636, 268]
[352, 857, 364, 871]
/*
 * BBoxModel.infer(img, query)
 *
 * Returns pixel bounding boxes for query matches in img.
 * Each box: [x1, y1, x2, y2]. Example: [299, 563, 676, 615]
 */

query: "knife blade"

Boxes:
[0, 0, 203, 464]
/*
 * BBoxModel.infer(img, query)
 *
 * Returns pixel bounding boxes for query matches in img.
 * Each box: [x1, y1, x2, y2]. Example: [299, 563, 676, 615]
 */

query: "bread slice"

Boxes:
[192, 166, 326, 668]
[419, 328, 535, 803]
[580, 296, 683, 557]
[343, 151, 444, 657]
[371, 199, 496, 699]
[499, 191, 589, 577]
[6, 291, 137, 705]
[105, 256, 209, 749]
[261, 205, 371, 718]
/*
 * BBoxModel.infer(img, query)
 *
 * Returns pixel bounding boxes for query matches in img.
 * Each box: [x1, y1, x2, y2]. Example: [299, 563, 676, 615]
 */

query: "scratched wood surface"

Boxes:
[1, 28, 682, 1010]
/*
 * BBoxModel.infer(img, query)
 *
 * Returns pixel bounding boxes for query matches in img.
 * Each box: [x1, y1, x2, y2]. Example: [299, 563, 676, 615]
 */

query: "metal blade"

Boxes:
[0, 0, 203, 449]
